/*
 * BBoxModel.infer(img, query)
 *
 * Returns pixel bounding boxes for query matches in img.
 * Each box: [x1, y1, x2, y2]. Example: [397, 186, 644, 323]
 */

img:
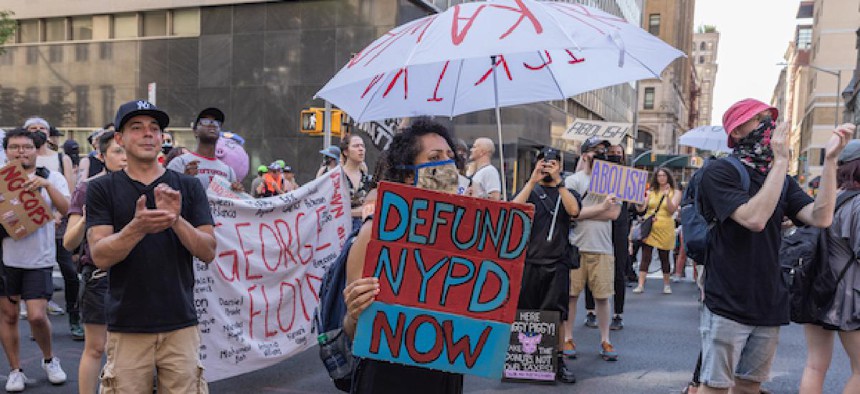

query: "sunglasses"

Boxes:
[198, 118, 221, 127]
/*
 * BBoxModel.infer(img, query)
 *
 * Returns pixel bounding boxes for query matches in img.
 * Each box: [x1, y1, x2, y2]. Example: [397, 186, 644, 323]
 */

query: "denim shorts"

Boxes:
[699, 306, 779, 388]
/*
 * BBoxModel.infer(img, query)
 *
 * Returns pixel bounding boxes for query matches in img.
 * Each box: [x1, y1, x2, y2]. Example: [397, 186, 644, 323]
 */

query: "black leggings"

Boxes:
[639, 244, 671, 274]
[56, 238, 79, 316]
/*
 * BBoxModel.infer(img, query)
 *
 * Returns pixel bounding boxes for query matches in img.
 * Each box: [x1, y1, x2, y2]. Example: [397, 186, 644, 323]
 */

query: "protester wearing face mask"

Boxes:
[513, 147, 582, 383]
[582, 144, 632, 331]
[564, 136, 622, 363]
[693, 98, 851, 394]
[157, 132, 174, 166]
[342, 119, 464, 394]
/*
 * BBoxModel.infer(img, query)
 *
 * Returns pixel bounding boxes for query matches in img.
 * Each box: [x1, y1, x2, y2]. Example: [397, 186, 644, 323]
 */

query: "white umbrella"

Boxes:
[316, 0, 684, 197]
[679, 125, 733, 153]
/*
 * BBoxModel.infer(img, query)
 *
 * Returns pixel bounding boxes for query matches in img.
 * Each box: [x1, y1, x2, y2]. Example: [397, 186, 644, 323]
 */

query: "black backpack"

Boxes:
[313, 220, 367, 392]
[780, 190, 860, 324]
[680, 156, 749, 264]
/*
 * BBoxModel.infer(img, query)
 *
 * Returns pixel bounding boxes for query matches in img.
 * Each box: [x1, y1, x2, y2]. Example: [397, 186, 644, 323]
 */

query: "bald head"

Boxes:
[469, 138, 496, 164]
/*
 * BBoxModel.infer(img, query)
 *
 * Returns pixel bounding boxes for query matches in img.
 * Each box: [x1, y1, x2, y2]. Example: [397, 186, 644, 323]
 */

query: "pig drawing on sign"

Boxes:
[518, 332, 542, 355]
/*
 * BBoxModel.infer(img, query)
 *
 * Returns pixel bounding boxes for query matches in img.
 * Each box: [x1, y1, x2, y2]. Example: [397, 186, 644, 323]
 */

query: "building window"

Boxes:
[18, 20, 40, 43]
[71, 16, 93, 40]
[648, 14, 660, 36]
[172, 9, 200, 36]
[113, 13, 138, 38]
[75, 44, 89, 62]
[796, 27, 812, 49]
[75, 86, 90, 126]
[101, 86, 115, 124]
[99, 42, 112, 60]
[49, 46, 63, 63]
[25, 87, 39, 103]
[45, 18, 66, 42]
[699, 41, 706, 50]
[699, 56, 704, 64]
[636, 130, 653, 150]
[142, 11, 168, 37]
[0, 49, 13, 66]
[26, 47, 38, 65]
[643, 87, 655, 109]
[48, 87, 64, 106]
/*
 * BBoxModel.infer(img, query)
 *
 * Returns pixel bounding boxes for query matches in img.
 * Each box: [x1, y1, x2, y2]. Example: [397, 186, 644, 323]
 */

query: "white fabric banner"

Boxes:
[195, 168, 352, 381]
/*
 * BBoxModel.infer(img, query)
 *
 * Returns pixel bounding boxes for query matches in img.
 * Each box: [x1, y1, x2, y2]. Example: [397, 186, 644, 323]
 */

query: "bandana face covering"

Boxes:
[733, 117, 775, 175]
[401, 159, 459, 194]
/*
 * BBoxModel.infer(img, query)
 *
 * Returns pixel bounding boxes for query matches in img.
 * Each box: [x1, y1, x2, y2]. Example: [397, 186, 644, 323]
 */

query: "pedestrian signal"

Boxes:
[300, 108, 343, 137]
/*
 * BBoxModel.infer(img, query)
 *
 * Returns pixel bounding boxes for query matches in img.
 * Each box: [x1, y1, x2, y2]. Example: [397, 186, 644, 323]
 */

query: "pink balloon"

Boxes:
[215, 136, 249, 181]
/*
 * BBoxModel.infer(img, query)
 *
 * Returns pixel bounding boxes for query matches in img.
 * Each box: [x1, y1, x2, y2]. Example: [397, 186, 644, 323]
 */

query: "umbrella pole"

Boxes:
[491, 55, 508, 200]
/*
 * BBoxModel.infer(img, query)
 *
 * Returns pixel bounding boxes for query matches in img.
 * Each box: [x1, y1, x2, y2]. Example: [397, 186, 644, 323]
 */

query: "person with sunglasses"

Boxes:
[166, 108, 242, 192]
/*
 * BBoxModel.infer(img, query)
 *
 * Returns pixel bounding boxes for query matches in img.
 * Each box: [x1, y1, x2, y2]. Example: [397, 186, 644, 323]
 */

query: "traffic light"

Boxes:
[300, 108, 343, 137]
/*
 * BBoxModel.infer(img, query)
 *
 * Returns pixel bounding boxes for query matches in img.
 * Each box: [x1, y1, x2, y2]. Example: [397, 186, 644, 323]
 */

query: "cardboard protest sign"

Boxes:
[352, 181, 533, 378]
[561, 118, 632, 145]
[0, 162, 53, 240]
[587, 159, 649, 204]
[194, 169, 351, 381]
[207, 176, 254, 200]
[504, 310, 560, 382]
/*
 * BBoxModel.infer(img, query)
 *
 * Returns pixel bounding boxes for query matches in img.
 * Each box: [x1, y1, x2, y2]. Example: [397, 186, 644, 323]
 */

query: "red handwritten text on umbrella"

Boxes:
[348, 17, 437, 69]
[452, 0, 543, 45]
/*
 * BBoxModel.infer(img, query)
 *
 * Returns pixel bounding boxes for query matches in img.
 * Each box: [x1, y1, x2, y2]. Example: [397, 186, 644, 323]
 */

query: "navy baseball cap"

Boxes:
[115, 100, 170, 132]
[537, 147, 561, 162]
[195, 107, 225, 128]
[580, 136, 610, 154]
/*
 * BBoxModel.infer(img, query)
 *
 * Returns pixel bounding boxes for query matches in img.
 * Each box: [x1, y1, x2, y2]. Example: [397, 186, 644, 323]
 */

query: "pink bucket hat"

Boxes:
[722, 98, 779, 148]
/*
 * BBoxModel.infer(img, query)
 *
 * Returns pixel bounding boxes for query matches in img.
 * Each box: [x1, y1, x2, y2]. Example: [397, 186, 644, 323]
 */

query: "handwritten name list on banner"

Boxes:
[587, 159, 649, 205]
[352, 182, 534, 378]
[194, 168, 351, 382]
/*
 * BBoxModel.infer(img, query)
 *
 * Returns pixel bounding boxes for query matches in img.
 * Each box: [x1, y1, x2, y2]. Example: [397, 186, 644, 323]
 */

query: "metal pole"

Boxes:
[632, 149, 652, 165]
[324, 101, 332, 149]
[491, 55, 508, 200]
[835, 71, 841, 128]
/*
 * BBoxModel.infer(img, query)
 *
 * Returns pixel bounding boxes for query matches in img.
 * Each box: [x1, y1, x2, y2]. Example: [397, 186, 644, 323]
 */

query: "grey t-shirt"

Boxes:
[822, 192, 860, 330]
[565, 171, 613, 255]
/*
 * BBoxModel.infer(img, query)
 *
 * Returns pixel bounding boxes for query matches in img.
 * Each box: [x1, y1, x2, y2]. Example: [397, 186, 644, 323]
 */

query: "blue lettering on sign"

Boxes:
[468, 260, 509, 313]
[499, 208, 531, 259]
[407, 198, 429, 245]
[415, 251, 449, 304]
[373, 246, 407, 296]
[440, 257, 475, 306]
[378, 191, 408, 242]
[353, 302, 511, 378]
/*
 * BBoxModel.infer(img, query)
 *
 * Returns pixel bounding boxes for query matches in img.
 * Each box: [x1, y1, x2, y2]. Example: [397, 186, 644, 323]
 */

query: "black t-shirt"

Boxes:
[700, 160, 812, 326]
[525, 185, 581, 265]
[86, 169, 214, 333]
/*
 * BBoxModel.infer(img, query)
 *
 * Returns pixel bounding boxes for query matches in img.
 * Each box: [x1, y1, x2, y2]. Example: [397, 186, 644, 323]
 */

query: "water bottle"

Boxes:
[318, 332, 351, 380]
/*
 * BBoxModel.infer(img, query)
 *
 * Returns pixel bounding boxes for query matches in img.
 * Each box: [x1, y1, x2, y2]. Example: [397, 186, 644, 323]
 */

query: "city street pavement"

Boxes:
[7, 269, 853, 393]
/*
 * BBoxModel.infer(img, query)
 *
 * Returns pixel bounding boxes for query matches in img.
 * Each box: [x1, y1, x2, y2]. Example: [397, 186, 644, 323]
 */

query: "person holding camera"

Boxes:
[513, 147, 581, 384]
[565, 136, 621, 362]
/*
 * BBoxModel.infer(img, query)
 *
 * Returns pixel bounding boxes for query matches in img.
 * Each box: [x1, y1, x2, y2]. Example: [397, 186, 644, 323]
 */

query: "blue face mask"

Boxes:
[398, 159, 459, 193]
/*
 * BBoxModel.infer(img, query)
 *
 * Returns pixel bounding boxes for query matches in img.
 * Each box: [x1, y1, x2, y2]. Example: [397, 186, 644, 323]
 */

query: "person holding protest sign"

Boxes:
[63, 130, 127, 394]
[583, 144, 631, 330]
[0, 128, 71, 392]
[512, 146, 582, 384]
[696, 99, 851, 394]
[87, 100, 215, 393]
[564, 136, 621, 362]
[633, 167, 681, 295]
[467, 138, 502, 200]
[342, 119, 464, 394]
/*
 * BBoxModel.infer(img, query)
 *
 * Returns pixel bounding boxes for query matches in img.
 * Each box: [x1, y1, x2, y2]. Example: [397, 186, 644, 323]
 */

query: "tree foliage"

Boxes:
[0, 10, 14, 55]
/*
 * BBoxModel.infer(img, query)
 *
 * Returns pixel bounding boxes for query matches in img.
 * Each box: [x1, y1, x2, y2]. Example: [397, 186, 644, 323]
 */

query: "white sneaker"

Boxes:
[18, 304, 26, 319]
[5, 369, 26, 392]
[632, 285, 644, 294]
[46, 301, 64, 316]
[663, 285, 673, 294]
[41, 358, 66, 384]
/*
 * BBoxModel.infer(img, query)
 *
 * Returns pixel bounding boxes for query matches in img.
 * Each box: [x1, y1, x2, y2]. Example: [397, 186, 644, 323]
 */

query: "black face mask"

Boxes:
[593, 153, 607, 162]
[605, 154, 623, 164]
[542, 174, 553, 183]
[161, 144, 173, 155]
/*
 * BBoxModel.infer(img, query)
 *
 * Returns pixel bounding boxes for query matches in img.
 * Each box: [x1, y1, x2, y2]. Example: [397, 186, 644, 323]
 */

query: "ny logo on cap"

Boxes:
[136, 101, 152, 110]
